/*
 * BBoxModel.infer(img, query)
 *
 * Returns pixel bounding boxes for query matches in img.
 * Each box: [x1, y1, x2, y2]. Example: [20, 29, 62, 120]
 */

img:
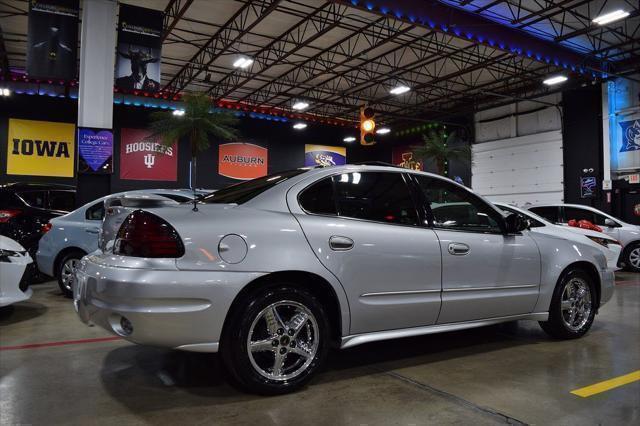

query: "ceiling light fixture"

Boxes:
[543, 75, 568, 86]
[389, 85, 410, 95]
[293, 122, 307, 129]
[233, 57, 254, 69]
[593, 9, 630, 25]
[376, 127, 391, 134]
[343, 136, 356, 142]
[172, 109, 185, 116]
[292, 101, 309, 110]
[1, 88, 10, 96]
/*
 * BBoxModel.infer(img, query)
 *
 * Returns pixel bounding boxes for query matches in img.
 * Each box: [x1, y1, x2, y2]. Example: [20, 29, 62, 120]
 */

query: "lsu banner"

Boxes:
[392, 145, 424, 171]
[120, 128, 177, 181]
[219, 143, 268, 180]
[27, 0, 79, 80]
[7, 119, 75, 177]
[77, 127, 113, 174]
[304, 145, 346, 167]
[115, 4, 163, 92]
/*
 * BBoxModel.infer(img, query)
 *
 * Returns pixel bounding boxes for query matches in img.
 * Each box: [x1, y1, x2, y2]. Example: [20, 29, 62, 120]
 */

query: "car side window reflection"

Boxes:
[332, 172, 419, 226]
[86, 202, 105, 221]
[415, 176, 502, 233]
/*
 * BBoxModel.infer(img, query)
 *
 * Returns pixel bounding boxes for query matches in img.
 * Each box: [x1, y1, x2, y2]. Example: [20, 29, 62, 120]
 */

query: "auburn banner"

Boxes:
[219, 143, 268, 180]
[27, 0, 79, 80]
[119, 128, 177, 181]
[7, 119, 75, 177]
[304, 144, 346, 167]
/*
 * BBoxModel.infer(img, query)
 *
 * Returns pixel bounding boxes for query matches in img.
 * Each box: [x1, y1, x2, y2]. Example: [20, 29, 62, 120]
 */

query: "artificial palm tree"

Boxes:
[412, 128, 471, 176]
[149, 92, 238, 210]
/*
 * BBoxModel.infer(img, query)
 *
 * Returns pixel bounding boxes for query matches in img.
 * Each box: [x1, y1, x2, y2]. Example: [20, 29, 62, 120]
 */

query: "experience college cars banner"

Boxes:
[27, 0, 79, 80]
[7, 119, 75, 177]
[77, 128, 113, 174]
[120, 128, 177, 181]
[304, 145, 346, 167]
[219, 143, 268, 180]
[115, 4, 163, 92]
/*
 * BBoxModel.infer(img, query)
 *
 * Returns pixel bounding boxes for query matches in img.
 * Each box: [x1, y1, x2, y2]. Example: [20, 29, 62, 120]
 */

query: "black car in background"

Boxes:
[0, 183, 76, 266]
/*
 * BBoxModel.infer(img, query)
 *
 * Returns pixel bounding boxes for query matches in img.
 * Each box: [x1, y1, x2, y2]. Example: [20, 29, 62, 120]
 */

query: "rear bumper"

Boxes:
[73, 255, 264, 352]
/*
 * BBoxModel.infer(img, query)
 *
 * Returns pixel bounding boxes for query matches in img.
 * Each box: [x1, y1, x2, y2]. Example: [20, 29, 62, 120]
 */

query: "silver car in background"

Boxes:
[74, 165, 614, 394]
[37, 189, 203, 297]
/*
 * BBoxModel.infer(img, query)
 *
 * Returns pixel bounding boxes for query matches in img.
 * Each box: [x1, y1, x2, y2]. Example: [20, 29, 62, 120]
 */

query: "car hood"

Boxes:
[0, 235, 26, 251]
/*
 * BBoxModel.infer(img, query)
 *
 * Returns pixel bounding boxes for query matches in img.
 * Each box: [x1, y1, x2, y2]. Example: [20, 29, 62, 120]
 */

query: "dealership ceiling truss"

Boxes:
[1, 0, 639, 126]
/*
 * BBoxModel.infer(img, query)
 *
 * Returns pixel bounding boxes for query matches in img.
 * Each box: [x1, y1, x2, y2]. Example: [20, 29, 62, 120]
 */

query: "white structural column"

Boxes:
[78, 0, 117, 128]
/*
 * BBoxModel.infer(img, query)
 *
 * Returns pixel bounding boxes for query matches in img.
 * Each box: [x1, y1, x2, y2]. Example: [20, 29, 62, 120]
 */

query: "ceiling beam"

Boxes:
[162, 0, 194, 42]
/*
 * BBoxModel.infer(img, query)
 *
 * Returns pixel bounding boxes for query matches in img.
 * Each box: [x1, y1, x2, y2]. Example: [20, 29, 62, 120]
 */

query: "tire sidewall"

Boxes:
[222, 285, 330, 395]
[548, 269, 597, 338]
[624, 243, 640, 272]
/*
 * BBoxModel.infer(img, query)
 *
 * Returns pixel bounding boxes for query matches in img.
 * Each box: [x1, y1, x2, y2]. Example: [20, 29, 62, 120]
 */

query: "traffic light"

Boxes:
[360, 106, 376, 145]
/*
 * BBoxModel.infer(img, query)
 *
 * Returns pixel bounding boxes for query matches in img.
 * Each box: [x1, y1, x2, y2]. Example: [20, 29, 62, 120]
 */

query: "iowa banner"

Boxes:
[7, 119, 75, 177]
[27, 0, 79, 80]
[304, 145, 346, 167]
[115, 4, 163, 92]
[120, 128, 177, 181]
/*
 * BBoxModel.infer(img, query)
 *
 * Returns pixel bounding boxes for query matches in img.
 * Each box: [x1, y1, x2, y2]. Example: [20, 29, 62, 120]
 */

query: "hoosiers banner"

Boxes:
[120, 128, 177, 181]
[7, 119, 75, 177]
[219, 143, 268, 180]
[304, 144, 346, 167]
[115, 4, 163, 92]
[27, 0, 79, 80]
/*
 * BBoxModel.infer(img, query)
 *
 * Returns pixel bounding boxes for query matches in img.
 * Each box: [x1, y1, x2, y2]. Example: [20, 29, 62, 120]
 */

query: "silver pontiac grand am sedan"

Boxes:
[74, 165, 614, 394]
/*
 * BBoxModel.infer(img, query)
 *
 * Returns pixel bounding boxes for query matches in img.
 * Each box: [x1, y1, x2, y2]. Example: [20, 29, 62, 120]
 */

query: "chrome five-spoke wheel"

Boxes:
[560, 277, 592, 332]
[247, 301, 319, 381]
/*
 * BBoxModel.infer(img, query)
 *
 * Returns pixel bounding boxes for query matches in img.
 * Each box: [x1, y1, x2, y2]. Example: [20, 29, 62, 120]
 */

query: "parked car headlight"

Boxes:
[0, 248, 23, 262]
[586, 236, 619, 248]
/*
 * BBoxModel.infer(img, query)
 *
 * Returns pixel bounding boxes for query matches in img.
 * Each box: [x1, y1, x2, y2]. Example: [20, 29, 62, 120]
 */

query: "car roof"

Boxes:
[0, 182, 75, 191]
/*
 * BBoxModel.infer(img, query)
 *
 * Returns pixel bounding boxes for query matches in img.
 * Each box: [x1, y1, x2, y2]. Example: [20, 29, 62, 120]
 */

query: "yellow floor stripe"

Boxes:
[571, 370, 640, 398]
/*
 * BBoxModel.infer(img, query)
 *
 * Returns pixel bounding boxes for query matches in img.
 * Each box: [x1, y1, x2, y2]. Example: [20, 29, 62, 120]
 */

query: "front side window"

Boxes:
[333, 172, 419, 226]
[416, 176, 502, 233]
[48, 190, 75, 212]
[529, 206, 560, 223]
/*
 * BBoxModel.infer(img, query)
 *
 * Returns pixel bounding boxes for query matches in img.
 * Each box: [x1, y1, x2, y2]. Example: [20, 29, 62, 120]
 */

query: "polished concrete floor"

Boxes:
[1, 274, 639, 425]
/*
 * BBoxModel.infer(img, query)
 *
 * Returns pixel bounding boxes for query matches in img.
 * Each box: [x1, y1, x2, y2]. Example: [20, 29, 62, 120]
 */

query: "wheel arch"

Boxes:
[53, 247, 87, 279]
[221, 270, 345, 347]
[558, 261, 602, 311]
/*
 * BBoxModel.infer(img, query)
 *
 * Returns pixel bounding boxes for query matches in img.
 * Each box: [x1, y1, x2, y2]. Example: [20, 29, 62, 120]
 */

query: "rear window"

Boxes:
[17, 190, 47, 208]
[202, 169, 307, 205]
[49, 190, 75, 212]
[156, 194, 191, 203]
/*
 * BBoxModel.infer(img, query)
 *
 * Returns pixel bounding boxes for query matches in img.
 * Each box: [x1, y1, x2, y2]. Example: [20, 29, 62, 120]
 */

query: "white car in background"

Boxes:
[495, 203, 622, 271]
[37, 189, 207, 297]
[527, 203, 640, 272]
[0, 236, 33, 307]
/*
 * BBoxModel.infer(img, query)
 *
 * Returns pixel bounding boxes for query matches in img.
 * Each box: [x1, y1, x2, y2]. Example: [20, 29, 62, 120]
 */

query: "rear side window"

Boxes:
[17, 191, 47, 208]
[86, 202, 105, 220]
[299, 178, 337, 215]
[529, 206, 560, 223]
[333, 172, 419, 226]
[563, 207, 597, 224]
[49, 190, 75, 212]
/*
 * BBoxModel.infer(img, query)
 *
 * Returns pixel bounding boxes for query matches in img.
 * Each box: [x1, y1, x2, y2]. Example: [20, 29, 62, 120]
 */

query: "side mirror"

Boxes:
[604, 218, 618, 228]
[504, 212, 529, 234]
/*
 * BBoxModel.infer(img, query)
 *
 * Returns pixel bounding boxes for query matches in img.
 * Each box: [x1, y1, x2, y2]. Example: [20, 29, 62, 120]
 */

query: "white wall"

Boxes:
[472, 94, 564, 206]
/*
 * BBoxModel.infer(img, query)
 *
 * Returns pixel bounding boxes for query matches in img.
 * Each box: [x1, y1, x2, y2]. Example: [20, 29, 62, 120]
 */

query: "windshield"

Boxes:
[202, 169, 308, 205]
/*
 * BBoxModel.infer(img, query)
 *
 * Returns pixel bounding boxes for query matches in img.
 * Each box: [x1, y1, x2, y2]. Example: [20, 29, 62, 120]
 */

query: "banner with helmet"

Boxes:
[6, 118, 76, 177]
[26, 0, 79, 80]
[304, 145, 346, 167]
[392, 145, 424, 171]
[119, 128, 177, 181]
[115, 4, 163, 93]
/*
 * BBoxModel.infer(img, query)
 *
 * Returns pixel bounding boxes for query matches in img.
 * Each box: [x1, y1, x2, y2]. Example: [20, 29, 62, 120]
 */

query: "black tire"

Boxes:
[220, 284, 330, 395]
[56, 250, 85, 298]
[623, 243, 640, 272]
[539, 269, 597, 339]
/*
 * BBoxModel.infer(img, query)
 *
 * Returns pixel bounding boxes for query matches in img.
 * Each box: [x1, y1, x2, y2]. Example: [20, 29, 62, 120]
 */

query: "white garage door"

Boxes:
[471, 130, 564, 206]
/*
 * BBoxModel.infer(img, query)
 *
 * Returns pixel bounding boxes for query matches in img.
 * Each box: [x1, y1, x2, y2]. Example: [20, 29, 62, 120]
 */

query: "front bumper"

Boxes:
[74, 255, 265, 352]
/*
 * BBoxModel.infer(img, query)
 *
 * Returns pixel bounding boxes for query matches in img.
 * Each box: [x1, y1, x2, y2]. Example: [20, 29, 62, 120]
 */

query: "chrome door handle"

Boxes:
[448, 242, 470, 255]
[329, 236, 354, 251]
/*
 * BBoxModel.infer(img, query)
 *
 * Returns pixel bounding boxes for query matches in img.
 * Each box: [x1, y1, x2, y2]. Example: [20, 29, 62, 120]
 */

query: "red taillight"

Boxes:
[0, 209, 22, 223]
[41, 223, 52, 233]
[114, 210, 184, 258]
